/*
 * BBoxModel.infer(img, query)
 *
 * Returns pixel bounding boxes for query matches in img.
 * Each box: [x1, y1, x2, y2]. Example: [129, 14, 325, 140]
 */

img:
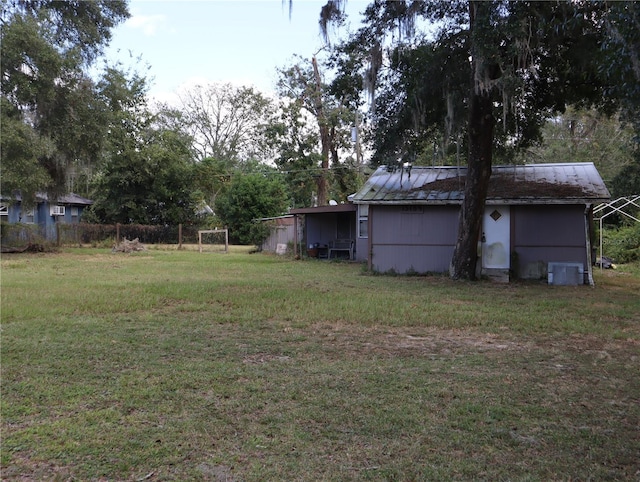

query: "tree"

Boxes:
[215, 172, 289, 245]
[276, 55, 354, 206]
[178, 83, 275, 163]
[264, 98, 322, 207]
[521, 108, 635, 185]
[0, 98, 53, 203]
[600, 2, 640, 131]
[191, 157, 234, 211]
[323, 1, 626, 279]
[611, 157, 640, 198]
[90, 127, 199, 226]
[0, 0, 129, 201]
[600, 2, 640, 198]
[89, 68, 199, 225]
[330, 155, 363, 203]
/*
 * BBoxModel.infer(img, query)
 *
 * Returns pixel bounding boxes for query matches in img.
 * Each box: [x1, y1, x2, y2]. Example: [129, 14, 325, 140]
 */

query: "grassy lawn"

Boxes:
[1, 248, 639, 481]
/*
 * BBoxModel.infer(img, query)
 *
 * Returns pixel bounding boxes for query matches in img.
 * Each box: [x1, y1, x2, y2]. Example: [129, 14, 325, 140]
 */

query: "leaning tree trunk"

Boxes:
[317, 124, 330, 206]
[312, 55, 329, 206]
[450, 1, 496, 280]
[450, 91, 494, 279]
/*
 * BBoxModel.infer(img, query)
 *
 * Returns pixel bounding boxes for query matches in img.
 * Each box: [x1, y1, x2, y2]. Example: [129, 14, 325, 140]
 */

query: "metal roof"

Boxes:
[350, 162, 610, 205]
[290, 204, 356, 215]
[1, 192, 93, 205]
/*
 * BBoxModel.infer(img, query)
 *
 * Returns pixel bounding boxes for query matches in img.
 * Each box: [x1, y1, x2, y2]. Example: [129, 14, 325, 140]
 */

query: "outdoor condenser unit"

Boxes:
[547, 262, 584, 286]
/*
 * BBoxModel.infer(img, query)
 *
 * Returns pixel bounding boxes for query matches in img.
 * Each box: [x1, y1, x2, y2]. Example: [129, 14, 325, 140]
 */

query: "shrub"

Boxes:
[602, 222, 640, 263]
[0, 222, 48, 249]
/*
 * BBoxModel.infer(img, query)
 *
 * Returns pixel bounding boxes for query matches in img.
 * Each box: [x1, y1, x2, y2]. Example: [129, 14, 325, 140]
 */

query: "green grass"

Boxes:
[2, 248, 639, 480]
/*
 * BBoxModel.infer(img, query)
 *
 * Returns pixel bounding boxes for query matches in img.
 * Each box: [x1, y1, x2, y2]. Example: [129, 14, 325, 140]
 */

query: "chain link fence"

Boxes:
[1, 222, 203, 251]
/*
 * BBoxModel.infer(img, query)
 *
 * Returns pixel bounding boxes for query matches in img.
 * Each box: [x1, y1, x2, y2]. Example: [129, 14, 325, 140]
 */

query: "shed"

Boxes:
[258, 215, 303, 254]
[349, 162, 610, 283]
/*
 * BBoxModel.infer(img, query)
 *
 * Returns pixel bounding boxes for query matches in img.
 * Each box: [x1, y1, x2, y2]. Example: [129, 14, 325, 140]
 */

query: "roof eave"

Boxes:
[354, 197, 610, 205]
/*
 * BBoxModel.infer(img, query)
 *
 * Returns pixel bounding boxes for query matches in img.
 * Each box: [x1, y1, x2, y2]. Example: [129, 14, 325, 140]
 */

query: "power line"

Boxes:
[248, 164, 361, 176]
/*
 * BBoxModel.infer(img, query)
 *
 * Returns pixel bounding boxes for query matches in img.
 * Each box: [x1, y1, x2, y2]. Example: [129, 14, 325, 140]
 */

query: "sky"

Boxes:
[103, 0, 370, 104]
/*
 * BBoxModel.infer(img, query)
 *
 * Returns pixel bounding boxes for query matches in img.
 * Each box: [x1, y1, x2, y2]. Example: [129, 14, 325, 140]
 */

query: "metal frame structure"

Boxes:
[593, 195, 640, 271]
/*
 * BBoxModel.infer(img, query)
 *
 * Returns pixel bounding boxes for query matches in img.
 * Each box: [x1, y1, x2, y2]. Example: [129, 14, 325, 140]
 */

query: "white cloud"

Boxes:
[126, 13, 169, 36]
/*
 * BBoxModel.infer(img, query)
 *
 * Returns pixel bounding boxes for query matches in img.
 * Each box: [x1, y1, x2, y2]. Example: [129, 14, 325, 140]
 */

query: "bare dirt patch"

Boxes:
[306, 323, 533, 357]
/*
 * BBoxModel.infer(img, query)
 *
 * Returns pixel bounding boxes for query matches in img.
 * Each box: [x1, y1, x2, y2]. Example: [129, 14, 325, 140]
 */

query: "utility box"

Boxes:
[548, 262, 584, 286]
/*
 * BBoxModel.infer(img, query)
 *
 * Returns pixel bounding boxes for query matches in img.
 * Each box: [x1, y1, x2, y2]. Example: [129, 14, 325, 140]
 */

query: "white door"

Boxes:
[482, 206, 510, 269]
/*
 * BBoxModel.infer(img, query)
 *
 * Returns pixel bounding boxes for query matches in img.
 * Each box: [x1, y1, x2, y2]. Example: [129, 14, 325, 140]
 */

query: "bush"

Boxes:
[602, 222, 640, 263]
[0, 222, 48, 249]
[216, 173, 289, 245]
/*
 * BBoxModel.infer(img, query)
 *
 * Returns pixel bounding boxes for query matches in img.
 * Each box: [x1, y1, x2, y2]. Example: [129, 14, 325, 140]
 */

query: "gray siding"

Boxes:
[354, 237, 368, 262]
[368, 203, 591, 281]
[513, 205, 589, 280]
[370, 205, 458, 274]
[261, 220, 301, 253]
[372, 245, 455, 273]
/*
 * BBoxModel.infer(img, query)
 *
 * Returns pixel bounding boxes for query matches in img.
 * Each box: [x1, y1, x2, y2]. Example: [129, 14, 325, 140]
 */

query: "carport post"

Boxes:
[293, 214, 298, 258]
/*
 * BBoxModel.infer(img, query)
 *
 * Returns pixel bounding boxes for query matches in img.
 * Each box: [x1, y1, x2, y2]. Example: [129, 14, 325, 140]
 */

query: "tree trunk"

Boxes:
[450, 92, 494, 279]
[450, 1, 496, 280]
[317, 124, 330, 206]
[312, 56, 329, 206]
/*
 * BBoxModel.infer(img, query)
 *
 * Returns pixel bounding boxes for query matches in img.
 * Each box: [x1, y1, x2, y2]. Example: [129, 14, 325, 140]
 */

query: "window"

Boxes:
[71, 207, 79, 221]
[0, 204, 8, 218]
[50, 205, 65, 216]
[358, 204, 369, 238]
[23, 208, 34, 223]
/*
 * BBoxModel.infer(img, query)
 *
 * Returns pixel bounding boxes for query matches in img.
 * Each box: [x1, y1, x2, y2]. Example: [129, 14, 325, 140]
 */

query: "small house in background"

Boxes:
[259, 215, 302, 255]
[349, 162, 610, 284]
[0, 192, 93, 241]
[289, 204, 363, 260]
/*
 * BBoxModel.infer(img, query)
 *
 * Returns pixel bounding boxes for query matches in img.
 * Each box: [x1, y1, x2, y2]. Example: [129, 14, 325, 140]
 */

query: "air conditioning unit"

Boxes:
[548, 262, 584, 286]
[50, 205, 65, 216]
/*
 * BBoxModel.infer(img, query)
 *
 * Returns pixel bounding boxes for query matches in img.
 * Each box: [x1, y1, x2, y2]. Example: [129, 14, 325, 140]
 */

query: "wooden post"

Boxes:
[368, 207, 373, 272]
[178, 223, 183, 250]
[293, 215, 298, 258]
[56, 222, 61, 247]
